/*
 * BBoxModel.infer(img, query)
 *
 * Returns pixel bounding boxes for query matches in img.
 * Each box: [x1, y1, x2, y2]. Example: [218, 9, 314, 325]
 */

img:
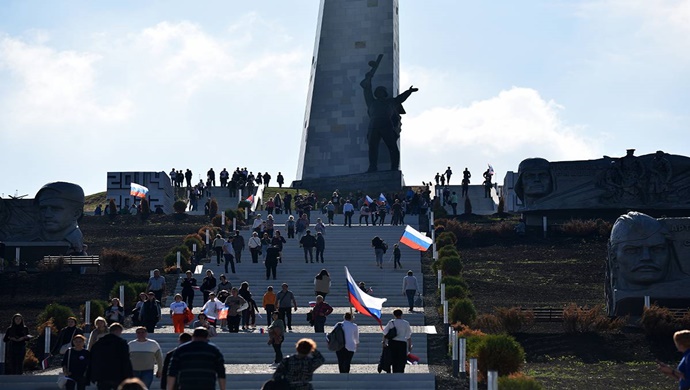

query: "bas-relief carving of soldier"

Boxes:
[600, 149, 647, 204]
[606, 212, 690, 313]
[514, 158, 556, 206]
[648, 150, 673, 203]
[34, 182, 85, 254]
[360, 54, 418, 172]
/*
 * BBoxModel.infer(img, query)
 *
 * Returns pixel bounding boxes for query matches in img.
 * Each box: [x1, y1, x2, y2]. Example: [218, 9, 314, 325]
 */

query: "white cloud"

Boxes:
[135, 17, 307, 96]
[0, 35, 133, 127]
[400, 87, 601, 180]
[576, 0, 690, 61]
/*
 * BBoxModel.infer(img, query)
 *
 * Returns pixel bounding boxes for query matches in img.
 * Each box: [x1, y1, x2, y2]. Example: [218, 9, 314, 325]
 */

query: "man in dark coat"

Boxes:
[88, 323, 133, 389]
[300, 230, 317, 263]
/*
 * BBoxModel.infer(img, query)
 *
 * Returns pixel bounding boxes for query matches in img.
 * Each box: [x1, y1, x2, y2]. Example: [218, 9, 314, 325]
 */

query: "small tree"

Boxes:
[209, 198, 219, 220]
[173, 200, 187, 214]
[464, 197, 473, 215]
[140, 198, 150, 220]
[108, 198, 118, 219]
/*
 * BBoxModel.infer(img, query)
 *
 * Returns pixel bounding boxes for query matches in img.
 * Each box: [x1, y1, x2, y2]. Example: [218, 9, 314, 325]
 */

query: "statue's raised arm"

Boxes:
[359, 54, 418, 173]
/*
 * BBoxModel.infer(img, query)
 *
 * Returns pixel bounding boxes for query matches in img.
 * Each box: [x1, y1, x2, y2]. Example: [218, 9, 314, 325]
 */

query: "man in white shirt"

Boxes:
[402, 270, 419, 312]
[128, 327, 164, 388]
[336, 312, 360, 373]
[342, 200, 355, 227]
[382, 309, 413, 373]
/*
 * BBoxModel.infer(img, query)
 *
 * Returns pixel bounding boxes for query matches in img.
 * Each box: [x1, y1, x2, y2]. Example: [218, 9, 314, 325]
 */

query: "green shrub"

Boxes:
[432, 198, 448, 218]
[456, 325, 486, 357]
[109, 281, 148, 311]
[211, 215, 223, 227]
[37, 303, 75, 331]
[197, 225, 219, 240]
[450, 298, 477, 325]
[464, 197, 472, 214]
[445, 285, 469, 300]
[173, 200, 187, 213]
[442, 275, 469, 290]
[80, 300, 109, 325]
[497, 197, 505, 214]
[183, 234, 204, 253]
[101, 248, 142, 273]
[440, 255, 463, 275]
[436, 231, 457, 248]
[438, 246, 459, 260]
[498, 373, 544, 389]
[140, 198, 150, 218]
[164, 244, 192, 271]
[108, 199, 117, 217]
[209, 198, 219, 218]
[475, 334, 525, 377]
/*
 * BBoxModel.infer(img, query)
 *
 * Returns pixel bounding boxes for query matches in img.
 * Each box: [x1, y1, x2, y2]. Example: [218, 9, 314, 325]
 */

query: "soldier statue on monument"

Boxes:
[360, 54, 418, 172]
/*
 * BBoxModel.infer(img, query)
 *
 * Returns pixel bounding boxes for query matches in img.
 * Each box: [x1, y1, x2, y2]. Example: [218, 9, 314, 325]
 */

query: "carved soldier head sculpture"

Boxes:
[608, 211, 682, 289]
[34, 182, 84, 253]
[515, 158, 555, 204]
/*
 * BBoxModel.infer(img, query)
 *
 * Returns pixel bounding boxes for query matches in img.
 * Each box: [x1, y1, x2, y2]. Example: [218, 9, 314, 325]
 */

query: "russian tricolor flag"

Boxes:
[365, 195, 374, 205]
[345, 266, 387, 326]
[400, 225, 433, 251]
[130, 183, 149, 198]
[379, 193, 387, 203]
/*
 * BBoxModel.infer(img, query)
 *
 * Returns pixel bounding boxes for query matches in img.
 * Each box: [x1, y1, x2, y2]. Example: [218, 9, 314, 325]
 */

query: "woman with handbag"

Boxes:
[267, 312, 285, 367]
[248, 232, 262, 263]
[61, 335, 89, 390]
[53, 317, 83, 355]
[104, 298, 125, 325]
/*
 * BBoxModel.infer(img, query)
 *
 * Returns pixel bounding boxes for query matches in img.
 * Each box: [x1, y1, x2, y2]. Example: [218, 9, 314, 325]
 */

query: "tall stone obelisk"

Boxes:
[294, 0, 402, 194]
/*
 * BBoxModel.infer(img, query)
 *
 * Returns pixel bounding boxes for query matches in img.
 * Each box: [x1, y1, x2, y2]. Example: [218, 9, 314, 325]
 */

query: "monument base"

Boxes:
[292, 171, 404, 196]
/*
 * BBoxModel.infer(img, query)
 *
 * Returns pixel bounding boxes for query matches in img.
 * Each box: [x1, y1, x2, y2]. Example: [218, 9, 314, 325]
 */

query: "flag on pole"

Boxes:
[365, 195, 374, 205]
[251, 184, 264, 212]
[217, 308, 228, 320]
[246, 195, 254, 204]
[400, 225, 433, 251]
[130, 183, 149, 198]
[41, 356, 50, 370]
[379, 193, 387, 203]
[345, 266, 387, 327]
[488, 164, 495, 176]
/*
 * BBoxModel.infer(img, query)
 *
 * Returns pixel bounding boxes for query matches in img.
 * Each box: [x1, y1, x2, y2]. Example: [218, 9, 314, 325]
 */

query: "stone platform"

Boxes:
[292, 170, 403, 196]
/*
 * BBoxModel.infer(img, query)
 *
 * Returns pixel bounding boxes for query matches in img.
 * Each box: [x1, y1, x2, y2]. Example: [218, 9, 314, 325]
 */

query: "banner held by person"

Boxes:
[130, 182, 149, 198]
[399, 225, 433, 251]
[345, 266, 387, 327]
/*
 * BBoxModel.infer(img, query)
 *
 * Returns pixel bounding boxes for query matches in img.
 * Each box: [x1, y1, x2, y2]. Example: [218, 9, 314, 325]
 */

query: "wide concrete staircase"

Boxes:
[435, 184, 498, 216]
[9, 223, 435, 390]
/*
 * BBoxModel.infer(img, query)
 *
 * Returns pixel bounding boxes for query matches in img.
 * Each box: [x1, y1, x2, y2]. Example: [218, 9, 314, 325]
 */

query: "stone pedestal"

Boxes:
[292, 170, 403, 197]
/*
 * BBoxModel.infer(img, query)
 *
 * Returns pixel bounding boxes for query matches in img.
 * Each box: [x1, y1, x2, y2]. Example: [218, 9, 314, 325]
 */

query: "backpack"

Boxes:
[382, 242, 388, 254]
[327, 323, 345, 351]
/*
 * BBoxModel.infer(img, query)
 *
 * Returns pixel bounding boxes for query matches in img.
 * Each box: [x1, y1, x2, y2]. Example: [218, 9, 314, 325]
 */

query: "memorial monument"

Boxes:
[606, 211, 690, 316]
[294, 0, 415, 194]
[0, 181, 86, 264]
[512, 150, 690, 220]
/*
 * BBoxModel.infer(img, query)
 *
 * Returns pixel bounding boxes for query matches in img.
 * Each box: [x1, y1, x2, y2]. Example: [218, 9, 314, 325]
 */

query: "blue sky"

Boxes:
[1, 0, 688, 197]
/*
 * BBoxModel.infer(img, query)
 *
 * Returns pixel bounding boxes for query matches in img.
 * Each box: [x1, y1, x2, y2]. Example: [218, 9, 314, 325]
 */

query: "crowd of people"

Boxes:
[169, 168, 287, 194]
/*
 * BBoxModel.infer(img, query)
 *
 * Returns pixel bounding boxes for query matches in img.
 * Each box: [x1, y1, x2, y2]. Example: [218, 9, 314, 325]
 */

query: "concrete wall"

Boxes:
[106, 172, 174, 214]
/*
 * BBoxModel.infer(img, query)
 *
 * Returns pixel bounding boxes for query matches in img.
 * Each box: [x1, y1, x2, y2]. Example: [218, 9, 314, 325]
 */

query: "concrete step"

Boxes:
[9, 372, 434, 390]
[113, 333, 428, 364]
